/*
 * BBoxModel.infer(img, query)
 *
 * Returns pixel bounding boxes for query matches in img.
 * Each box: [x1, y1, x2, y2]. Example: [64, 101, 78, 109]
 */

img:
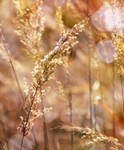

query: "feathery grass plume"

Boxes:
[112, 34, 124, 114]
[54, 125, 124, 150]
[56, 7, 66, 36]
[56, 6, 71, 73]
[14, 0, 45, 57]
[112, 34, 124, 75]
[13, 1, 87, 149]
[17, 16, 89, 136]
[56, 6, 72, 74]
[14, 0, 88, 143]
[17, 16, 88, 150]
[56, 80, 66, 100]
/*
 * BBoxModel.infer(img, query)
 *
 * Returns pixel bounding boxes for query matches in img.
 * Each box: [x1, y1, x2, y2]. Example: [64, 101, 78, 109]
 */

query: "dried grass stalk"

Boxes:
[54, 125, 124, 150]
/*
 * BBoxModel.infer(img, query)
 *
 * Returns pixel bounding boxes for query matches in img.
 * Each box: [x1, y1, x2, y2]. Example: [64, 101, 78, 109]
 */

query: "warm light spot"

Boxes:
[92, 81, 100, 91]
[96, 40, 118, 63]
[91, 3, 124, 34]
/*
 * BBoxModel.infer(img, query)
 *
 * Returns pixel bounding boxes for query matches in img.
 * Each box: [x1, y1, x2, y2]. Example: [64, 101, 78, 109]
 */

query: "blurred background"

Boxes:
[0, 0, 124, 150]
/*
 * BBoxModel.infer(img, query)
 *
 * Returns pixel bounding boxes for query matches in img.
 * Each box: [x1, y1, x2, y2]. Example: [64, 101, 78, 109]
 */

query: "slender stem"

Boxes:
[41, 99, 49, 150]
[99, 64, 106, 134]
[20, 86, 39, 150]
[120, 75, 124, 113]
[112, 63, 116, 137]
[9, 58, 24, 102]
[68, 92, 74, 150]
[20, 135, 25, 150]
[0, 29, 27, 150]
[88, 46, 92, 128]
[32, 127, 39, 150]
[0, 32, 24, 104]
[94, 104, 97, 131]
[86, 0, 92, 129]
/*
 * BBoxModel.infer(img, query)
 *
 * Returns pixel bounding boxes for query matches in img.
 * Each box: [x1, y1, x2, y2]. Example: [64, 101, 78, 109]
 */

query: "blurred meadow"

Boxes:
[0, 0, 124, 150]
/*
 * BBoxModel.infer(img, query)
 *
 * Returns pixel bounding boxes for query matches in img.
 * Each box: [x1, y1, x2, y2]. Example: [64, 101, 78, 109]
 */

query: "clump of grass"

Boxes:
[17, 16, 89, 136]
[53, 125, 124, 150]
[13, 0, 45, 57]
[10, 0, 124, 150]
[13, 1, 89, 149]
